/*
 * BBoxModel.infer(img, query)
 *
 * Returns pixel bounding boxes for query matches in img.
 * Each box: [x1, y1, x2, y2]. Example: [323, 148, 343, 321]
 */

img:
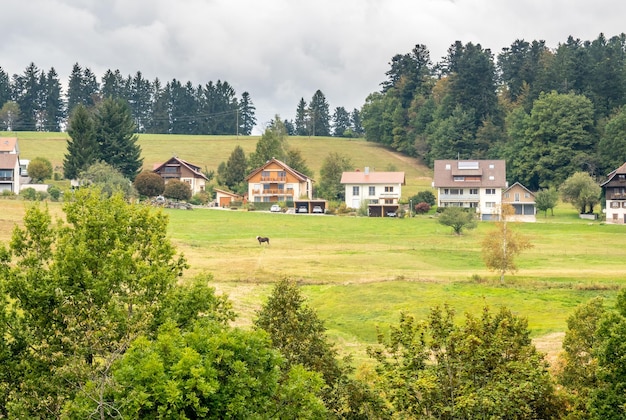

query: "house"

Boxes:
[502, 182, 536, 222]
[433, 160, 507, 221]
[246, 158, 313, 203]
[0, 137, 22, 193]
[214, 188, 243, 207]
[153, 156, 209, 196]
[340, 168, 405, 217]
[601, 162, 626, 224]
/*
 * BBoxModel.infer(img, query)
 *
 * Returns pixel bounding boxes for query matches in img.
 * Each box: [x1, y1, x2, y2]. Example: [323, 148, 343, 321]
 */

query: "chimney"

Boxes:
[365, 167, 369, 175]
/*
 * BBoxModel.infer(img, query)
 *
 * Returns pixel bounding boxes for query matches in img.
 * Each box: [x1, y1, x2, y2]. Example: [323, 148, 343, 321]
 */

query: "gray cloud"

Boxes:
[3, 0, 626, 133]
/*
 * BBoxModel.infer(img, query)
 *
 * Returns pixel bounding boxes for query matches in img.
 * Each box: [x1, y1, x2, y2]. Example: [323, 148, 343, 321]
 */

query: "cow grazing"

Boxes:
[256, 236, 270, 245]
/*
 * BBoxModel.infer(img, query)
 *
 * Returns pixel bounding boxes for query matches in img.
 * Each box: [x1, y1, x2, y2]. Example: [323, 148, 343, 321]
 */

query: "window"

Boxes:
[489, 164, 495, 169]
[278, 171, 286, 178]
[486, 202, 496, 208]
[611, 201, 621, 209]
[278, 184, 284, 191]
[353, 186, 360, 196]
[504, 192, 510, 198]
[454, 176, 465, 181]
[622, 201, 626, 208]
[489, 176, 495, 181]
[445, 164, 451, 170]
[263, 184, 270, 191]
[619, 174, 626, 180]
[469, 202, 478, 208]
[514, 193, 520, 202]
[470, 189, 478, 195]
[524, 192, 530, 198]
[262, 170, 270, 177]
[444, 188, 449, 194]
[485, 188, 495, 195]
[163, 167, 177, 173]
[385, 186, 394, 192]
[369, 186, 375, 196]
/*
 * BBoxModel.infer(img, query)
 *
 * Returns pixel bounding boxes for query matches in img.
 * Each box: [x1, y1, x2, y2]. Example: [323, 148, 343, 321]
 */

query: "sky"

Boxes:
[3, 0, 626, 134]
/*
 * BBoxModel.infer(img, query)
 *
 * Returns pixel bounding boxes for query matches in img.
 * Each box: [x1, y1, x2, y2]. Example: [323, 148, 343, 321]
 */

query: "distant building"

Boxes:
[153, 156, 209, 196]
[340, 168, 405, 217]
[502, 182, 536, 222]
[601, 162, 626, 224]
[0, 137, 22, 193]
[246, 158, 313, 203]
[214, 188, 243, 207]
[433, 160, 507, 221]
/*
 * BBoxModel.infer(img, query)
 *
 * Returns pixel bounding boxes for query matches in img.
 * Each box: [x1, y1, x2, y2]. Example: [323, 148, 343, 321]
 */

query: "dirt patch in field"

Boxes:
[533, 331, 565, 369]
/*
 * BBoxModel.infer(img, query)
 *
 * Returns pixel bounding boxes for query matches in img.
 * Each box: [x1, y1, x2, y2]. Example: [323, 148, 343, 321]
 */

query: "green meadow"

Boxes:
[8, 131, 626, 364]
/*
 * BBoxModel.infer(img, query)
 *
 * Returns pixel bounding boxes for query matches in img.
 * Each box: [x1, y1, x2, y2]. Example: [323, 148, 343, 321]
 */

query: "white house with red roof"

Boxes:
[340, 168, 405, 216]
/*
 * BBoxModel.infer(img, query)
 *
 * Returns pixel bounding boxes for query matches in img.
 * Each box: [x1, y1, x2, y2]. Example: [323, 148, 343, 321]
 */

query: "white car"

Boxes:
[270, 204, 281, 212]
[312, 206, 323, 214]
[297, 206, 308, 213]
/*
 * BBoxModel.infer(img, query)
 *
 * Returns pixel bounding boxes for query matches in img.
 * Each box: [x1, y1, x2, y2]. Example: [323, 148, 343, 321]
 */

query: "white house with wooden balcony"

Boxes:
[246, 158, 313, 203]
[0, 137, 22, 193]
[153, 156, 209, 195]
[340, 168, 405, 217]
[601, 162, 626, 224]
[433, 160, 507, 221]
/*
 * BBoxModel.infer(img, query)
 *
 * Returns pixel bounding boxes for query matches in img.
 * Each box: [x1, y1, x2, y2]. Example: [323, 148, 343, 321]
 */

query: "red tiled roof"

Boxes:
[0, 137, 17, 153]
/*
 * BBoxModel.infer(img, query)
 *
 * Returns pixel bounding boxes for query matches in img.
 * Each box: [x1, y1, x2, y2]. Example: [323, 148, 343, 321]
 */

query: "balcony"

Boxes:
[439, 193, 480, 202]
[252, 189, 295, 196]
[260, 176, 286, 182]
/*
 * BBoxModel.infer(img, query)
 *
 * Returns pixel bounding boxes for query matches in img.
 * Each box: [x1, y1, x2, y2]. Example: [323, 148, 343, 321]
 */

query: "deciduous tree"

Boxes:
[560, 171, 601, 214]
[164, 179, 192, 201]
[481, 204, 533, 283]
[438, 206, 477, 235]
[317, 152, 352, 201]
[26, 156, 52, 183]
[535, 187, 559, 217]
[133, 171, 165, 197]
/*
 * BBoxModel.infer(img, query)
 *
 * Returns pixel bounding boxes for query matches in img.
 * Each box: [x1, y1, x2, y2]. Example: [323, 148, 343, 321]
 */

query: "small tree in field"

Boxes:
[164, 179, 191, 201]
[481, 204, 533, 283]
[535, 187, 559, 217]
[560, 172, 601, 214]
[438, 206, 477, 235]
[134, 171, 165, 197]
[27, 157, 53, 183]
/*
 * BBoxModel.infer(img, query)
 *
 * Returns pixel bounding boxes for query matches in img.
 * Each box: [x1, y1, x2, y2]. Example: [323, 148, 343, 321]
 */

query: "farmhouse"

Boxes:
[246, 158, 313, 203]
[340, 168, 405, 217]
[601, 162, 626, 224]
[153, 156, 209, 195]
[433, 159, 507, 221]
[502, 182, 536, 222]
[0, 137, 22, 193]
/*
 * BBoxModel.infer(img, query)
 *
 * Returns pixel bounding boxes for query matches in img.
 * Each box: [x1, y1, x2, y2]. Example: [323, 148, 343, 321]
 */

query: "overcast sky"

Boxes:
[3, 0, 626, 134]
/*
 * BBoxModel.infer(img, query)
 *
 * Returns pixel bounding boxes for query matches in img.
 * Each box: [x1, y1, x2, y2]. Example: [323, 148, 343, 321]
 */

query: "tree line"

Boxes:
[361, 33, 626, 190]
[0, 62, 257, 135]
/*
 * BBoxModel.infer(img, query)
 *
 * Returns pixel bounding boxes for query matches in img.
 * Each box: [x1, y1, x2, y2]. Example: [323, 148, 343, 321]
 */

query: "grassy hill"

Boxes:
[12, 131, 433, 198]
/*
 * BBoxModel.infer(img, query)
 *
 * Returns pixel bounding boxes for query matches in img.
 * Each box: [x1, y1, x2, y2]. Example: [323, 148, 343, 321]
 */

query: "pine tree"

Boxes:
[238, 91, 256, 135]
[295, 98, 308, 135]
[64, 104, 98, 180]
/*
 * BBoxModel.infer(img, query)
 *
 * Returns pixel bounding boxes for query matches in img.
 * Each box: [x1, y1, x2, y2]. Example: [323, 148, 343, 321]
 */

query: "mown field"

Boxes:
[6, 131, 625, 366]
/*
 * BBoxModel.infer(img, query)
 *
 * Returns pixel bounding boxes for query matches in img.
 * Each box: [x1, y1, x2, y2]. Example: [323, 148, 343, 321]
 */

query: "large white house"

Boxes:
[433, 160, 507, 220]
[340, 168, 405, 217]
[0, 137, 22, 193]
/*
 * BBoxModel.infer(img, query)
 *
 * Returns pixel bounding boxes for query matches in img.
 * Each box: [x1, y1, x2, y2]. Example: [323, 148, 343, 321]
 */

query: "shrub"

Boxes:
[163, 179, 192, 201]
[414, 202, 431, 214]
[47, 185, 61, 201]
[134, 171, 165, 197]
[409, 190, 436, 207]
[20, 187, 37, 201]
[28, 157, 53, 183]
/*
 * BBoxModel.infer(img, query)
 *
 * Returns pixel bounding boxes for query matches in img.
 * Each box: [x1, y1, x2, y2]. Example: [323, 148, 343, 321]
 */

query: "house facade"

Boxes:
[246, 158, 313, 203]
[0, 137, 21, 193]
[502, 182, 536, 222]
[340, 168, 405, 216]
[601, 162, 626, 224]
[433, 160, 507, 221]
[153, 156, 209, 196]
[214, 188, 243, 207]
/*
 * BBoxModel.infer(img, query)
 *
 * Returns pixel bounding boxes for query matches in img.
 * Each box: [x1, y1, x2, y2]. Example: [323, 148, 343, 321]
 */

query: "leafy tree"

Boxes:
[255, 279, 383, 418]
[481, 204, 533, 283]
[560, 171, 601, 214]
[597, 106, 626, 175]
[368, 305, 560, 419]
[317, 152, 352, 201]
[0, 101, 19, 131]
[248, 117, 289, 168]
[535, 187, 559, 217]
[0, 189, 187, 418]
[79, 162, 136, 199]
[557, 297, 605, 419]
[409, 190, 436, 206]
[26, 157, 52, 183]
[438, 206, 477, 235]
[220, 145, 248, 193]
[64, 103, 98, 180]
[94, 97, 143, 180]
[133, 171, 165, 197]
[284, 148, 313, 178]
[164, 179, 192, 201]
[308, 90, 331, 136]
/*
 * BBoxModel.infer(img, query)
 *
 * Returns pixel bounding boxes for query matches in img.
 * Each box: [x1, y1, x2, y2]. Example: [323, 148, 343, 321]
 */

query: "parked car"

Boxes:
[270, 204, 281, 212]
[312, 205, 323, 214]
[386, 211, 397, 217]
[297, 206, 308, 213]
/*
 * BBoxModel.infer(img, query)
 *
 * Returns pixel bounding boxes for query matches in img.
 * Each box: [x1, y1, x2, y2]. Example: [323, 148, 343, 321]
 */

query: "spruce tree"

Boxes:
[64, 104, 97, 180]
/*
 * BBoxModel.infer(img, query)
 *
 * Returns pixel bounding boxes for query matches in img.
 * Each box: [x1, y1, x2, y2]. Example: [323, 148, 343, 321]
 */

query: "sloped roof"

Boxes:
[503, 181, 535, 197]
[433, 160, 506, 188]
[153, 156, 209, 180]
[214, 188, 242, 198]
[340, 171, 405, 185]
[0, 137, 18, 153]
[601, 162, 626, 186]
[245, 157, 312, 182]
[0, 153, 18, 169]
